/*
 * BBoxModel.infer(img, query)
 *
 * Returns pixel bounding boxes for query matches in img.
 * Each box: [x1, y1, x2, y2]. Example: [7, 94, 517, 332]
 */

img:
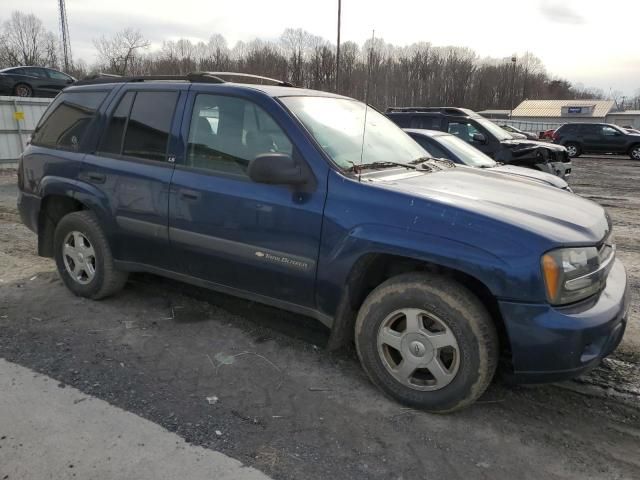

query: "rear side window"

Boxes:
[559, 124, 578, 134]
[580, 124, 601, 135]
[31, 91, 108, 150]
[386, 113, 411, 128]
[410, 115, 442, 130]
[99, 91, 178, 161]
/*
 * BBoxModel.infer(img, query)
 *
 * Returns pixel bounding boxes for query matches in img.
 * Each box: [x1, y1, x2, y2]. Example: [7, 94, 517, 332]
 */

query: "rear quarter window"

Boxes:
[31, 91, 108, 150]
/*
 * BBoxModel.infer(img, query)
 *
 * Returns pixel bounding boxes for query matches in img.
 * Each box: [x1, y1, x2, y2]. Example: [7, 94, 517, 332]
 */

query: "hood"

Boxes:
[369, 168, 607, 244]
[502, 138, 567, 152]
[491, 164, 568, 189]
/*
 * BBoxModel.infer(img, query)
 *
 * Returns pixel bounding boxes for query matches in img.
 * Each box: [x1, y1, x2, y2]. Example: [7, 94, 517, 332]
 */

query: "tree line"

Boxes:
[2, 10, 639, 111]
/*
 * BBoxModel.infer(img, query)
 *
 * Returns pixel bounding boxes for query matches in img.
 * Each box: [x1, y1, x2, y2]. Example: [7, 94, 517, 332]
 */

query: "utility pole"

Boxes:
[509, 55, 517, 118]
[335, 0, 342, 93]
[58, 0, 72, 71]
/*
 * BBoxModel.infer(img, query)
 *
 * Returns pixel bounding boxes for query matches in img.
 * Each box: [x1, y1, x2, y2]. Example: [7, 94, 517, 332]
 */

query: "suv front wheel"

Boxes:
[355, 273, 498, 413]
[54, 211, 128, 299]
[565, 143, 581, 158]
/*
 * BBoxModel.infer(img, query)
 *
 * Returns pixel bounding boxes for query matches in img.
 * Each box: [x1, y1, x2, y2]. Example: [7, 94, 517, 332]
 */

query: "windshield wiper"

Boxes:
[347, 161, 416, 172]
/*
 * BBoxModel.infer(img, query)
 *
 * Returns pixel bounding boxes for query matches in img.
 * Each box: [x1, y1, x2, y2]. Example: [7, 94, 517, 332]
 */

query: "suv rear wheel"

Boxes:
[54, 211, 128, 299]
[565, 143, 581, 158]
[354, 273, 498, 412]
[630, 145, 640, 160]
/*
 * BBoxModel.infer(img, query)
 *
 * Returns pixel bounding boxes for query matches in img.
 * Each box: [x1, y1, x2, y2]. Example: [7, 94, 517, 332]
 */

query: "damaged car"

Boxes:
[386, 107, 572, 178]
[18, 73, 627, 412]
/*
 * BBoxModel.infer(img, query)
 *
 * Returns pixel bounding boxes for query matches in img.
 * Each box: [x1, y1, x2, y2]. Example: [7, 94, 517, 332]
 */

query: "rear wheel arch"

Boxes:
[38, 195, 85, 257]
[328, 253, 510, 359]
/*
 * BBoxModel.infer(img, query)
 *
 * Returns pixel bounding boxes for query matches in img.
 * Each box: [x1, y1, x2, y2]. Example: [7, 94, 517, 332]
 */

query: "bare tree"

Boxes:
[93, 28, 149, 75]
[0, 11, 59, 67]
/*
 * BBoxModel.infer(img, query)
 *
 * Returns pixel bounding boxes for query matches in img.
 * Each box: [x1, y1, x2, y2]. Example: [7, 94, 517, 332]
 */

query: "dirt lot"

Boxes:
[1, 158, 639, 480]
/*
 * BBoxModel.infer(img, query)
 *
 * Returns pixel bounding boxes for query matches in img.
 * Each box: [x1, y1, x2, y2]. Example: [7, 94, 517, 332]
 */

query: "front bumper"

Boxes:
[499, 258, 628, 383]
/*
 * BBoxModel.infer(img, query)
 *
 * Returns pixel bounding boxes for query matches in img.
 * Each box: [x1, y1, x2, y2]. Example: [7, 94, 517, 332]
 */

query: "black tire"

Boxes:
[355, 273, 498, 413]
[13, 83, 32, 97]
[53, 211, 128, 299]
[629, 145, 640, 161]
[565, 142, 581, 158]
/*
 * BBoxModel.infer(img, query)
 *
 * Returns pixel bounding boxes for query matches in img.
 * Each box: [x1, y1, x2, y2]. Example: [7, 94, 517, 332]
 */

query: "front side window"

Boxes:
[281, 96, 425, 169]
[602, 126, 619, 136]
[47, 69, 72, 81]
[31, 91, 108, 150]
[186, 94, 293, 176]
[448, 121, 481, 142]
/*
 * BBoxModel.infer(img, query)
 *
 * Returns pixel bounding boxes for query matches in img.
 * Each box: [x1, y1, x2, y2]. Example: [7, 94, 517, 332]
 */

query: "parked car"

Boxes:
[553, 123, 640, 159]
[17, 73, 628, 412]
[500, 124, 538, 140]
[404, 129, 570, 191]
[0, 66, 75, 97]
[385, 107, 572, 178]
[540, 128, 556, 140]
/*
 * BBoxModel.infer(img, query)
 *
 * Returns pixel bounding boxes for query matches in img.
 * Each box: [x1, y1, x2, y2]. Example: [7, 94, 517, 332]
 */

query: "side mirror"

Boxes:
[472, 132, 487, 144]
[248, 153, 307, 185]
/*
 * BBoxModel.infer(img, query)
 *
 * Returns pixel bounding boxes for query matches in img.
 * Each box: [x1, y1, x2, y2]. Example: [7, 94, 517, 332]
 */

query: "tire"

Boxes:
[53, 211, 128, 299]
[13, 83, 32, 97]
[565, 143, 581, 158]
[355, 272, 498, 413]
[630, 145, 640, 160]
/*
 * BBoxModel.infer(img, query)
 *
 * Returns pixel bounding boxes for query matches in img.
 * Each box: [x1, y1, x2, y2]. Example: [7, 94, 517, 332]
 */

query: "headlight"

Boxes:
[541, 244, 614, 305]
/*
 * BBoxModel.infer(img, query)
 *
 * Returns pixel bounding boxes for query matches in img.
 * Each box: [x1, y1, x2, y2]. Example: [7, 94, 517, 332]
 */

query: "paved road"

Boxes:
[0, 358, 270, 480]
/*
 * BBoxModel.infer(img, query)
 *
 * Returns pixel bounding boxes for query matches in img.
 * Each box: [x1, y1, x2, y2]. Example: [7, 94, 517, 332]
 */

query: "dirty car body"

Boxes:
[17, 76, 628, 411]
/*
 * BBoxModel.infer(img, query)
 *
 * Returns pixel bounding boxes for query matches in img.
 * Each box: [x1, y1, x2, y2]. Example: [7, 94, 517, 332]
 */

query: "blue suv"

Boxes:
[17, 73, 629, 412]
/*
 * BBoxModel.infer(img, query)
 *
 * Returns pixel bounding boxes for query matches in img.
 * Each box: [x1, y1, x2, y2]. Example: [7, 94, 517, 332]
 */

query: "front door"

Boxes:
[168, 92, 326, 307]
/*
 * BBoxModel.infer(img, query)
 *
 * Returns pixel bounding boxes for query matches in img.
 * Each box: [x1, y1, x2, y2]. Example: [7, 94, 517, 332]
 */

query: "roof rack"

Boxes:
[75, 71, 295, 87]
[385, 107, 472, 116]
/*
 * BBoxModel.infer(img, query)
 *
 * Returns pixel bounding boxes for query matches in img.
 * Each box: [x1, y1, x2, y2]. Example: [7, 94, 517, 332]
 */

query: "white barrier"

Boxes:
[0, 96, 52, 165]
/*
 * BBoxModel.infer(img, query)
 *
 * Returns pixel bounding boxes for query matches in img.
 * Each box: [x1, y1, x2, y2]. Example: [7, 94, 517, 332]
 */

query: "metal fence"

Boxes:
[0, 96, 52, 165]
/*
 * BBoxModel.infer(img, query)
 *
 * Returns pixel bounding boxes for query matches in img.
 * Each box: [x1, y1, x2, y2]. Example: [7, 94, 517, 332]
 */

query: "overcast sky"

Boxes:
[10, 0, 640, 95]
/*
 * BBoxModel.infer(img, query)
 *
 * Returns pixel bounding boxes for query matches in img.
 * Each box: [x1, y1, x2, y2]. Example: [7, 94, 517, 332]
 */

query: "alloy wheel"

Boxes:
[377, 308, 460, 391]
[62, 231, 97, 285]
[566, 145, 578, 157]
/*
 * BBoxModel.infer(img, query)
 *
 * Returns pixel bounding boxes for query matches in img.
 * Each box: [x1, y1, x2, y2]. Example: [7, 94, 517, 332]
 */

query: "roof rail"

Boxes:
[75, 71, 295, 87]
[385, 106, 472, 116]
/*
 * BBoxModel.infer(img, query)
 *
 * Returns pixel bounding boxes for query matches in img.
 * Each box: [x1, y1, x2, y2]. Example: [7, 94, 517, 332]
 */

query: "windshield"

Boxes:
[476, 118, 514, 141]
[280, 96, 426, 169]
[438, 135, 496, 168]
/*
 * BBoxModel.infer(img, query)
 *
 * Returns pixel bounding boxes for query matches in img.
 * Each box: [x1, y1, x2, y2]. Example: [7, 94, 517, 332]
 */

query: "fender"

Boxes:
[38, 175, 117, 237]
[316, 222, 535, 322]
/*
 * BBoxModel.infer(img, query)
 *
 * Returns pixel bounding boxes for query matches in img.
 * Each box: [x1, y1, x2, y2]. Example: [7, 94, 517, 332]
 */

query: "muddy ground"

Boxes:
[1, 158, 639, 480]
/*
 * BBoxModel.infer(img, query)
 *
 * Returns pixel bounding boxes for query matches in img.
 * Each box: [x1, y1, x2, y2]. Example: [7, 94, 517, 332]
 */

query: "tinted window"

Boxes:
[24, 67, 48, 78]
[410, 115, 442, 130]
[47, 69, 71, 81]
[122, 91, 178, 161]
[6, 67, 25, 75]
[387, 114, 411, 128]
[602, 126, 619, 136]
[414, 137, 448, 159]
[187, 94, 292, 176]
[580, 124, 601, 135]
[99, 91, 135, 155]
[559, 124, 579, 133]
[31, 91, 108, 150]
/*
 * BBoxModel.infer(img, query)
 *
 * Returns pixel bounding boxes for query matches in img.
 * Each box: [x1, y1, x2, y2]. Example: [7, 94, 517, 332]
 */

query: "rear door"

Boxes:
[580, 124, 604, 152]
[83, 85, 187, 270]
[168, 91, 326, 307]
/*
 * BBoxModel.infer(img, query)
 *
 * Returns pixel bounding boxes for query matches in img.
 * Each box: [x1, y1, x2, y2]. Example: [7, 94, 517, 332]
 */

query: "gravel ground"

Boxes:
[1, 158, 639, 480]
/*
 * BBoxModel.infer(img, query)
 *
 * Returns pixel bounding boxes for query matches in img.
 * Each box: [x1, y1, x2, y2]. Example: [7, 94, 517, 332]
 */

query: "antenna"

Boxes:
[58, 0, 72, 71]
[357, 29, 375, 179]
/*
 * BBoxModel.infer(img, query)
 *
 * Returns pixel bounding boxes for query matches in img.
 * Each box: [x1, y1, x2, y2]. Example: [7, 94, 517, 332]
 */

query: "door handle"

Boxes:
[180, 189, 200, 200]
[83, 172, 106, 184]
